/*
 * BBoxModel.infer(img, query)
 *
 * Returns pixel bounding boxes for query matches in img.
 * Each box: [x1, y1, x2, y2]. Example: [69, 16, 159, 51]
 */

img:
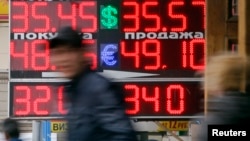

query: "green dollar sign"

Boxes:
[101, 6, 118, 29]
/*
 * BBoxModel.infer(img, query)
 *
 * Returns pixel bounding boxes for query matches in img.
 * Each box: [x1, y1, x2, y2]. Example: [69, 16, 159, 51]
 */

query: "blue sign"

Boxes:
[101, 44, 118, 67]
[41, 121, 51, 141]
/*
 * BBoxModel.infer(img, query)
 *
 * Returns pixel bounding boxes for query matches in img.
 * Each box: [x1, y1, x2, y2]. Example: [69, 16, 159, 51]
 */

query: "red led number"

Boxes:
[121, 41, 139, 68]
[15, 86, 50, 116]
[124, 84, 186, 115]
[123, 1, 161, 32]
[182, 39, 205, 70]
[11, 42, 29, 69]
[123, 2, 140, 32]
[122, 1, 193, 32]
[192, 0, 206, 29]
[31, 40, 50, 70]
[31, 2, 50, 32]
[142, 87, 160, 112]
[14, 85, 68, 116]
[82, 40, 97, 70]
[58, 86, 67, 115]
[167, 85, 185, 114]
[142, 40, 160, 70]
[85, 53, 97, 70]
[168, 1, 187, 32]
[125, 85, 140, 114]
[121, 40, 161, 70]
[12, 2, 51, 32]
[58, 3, 77, 30]
[12, 2, 28, 32]
[142, 2, 160, 32]
[12, 2, 97, 32]
[33, 86, 51, 115]
[11, 40, 97, 71]
[79, 2, 97, 32]
[58, 2, 97, 32]
[15, 86, 31, 115]
[11, 41, 52, 71]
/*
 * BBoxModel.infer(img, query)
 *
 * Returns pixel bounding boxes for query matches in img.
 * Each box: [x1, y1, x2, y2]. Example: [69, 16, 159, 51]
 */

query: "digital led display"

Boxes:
[9, 82, 203, 118]
[120, 0, 205, 74]
[11, 1, 97, 33]
[11, 39, 97, 72]
[10, 0, 205, 78]
[10, 0, 205, 119]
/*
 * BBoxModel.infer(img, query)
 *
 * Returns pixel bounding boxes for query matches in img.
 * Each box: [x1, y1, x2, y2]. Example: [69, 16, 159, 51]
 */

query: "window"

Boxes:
[231, 0, 238, 16]
[228, 39, 238, 52]
[228, 0, 238, 19]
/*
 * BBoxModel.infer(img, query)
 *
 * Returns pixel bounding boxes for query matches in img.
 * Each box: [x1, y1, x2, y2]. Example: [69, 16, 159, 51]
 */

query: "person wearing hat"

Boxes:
[2, 118, 22, 141]
[48, 26, 138, 141]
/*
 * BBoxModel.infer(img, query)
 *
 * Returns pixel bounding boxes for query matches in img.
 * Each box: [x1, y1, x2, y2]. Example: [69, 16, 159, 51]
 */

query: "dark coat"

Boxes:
[194, 91, 250, 141]
[64, 67, 138, 141]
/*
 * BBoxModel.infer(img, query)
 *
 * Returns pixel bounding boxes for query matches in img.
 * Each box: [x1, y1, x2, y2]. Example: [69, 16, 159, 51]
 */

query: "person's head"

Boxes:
[206, 52, 246, 95]
[49, 26, 88, 78]
[2, 118, 20, 140]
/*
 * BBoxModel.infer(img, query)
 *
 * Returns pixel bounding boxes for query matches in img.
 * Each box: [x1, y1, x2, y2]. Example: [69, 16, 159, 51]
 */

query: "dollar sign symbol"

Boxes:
[101, 6, 118, 29]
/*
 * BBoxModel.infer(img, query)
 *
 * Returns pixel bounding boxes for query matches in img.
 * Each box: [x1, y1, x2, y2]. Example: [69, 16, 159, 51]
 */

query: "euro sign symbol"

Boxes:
[101, 6, 118, 29]
[101, 44, 117, 66]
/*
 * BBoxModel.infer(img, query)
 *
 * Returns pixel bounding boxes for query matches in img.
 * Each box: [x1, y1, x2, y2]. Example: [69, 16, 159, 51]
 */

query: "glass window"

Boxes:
[228, 39, 238, 52]
[231, 0, 238, 16]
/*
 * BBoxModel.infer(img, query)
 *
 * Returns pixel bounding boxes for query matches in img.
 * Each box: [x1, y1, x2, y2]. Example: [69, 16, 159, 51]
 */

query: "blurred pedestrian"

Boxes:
[48, 26, 138, 141]
[2, 118, 22, 141]
[193, 52, 250, 141]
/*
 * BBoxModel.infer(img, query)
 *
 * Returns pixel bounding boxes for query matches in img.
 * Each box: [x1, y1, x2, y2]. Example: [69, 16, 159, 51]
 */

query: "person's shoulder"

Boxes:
[86, 71, 111, 84]
[79, 71, 113, 91]
[87, 72, 124, 93]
